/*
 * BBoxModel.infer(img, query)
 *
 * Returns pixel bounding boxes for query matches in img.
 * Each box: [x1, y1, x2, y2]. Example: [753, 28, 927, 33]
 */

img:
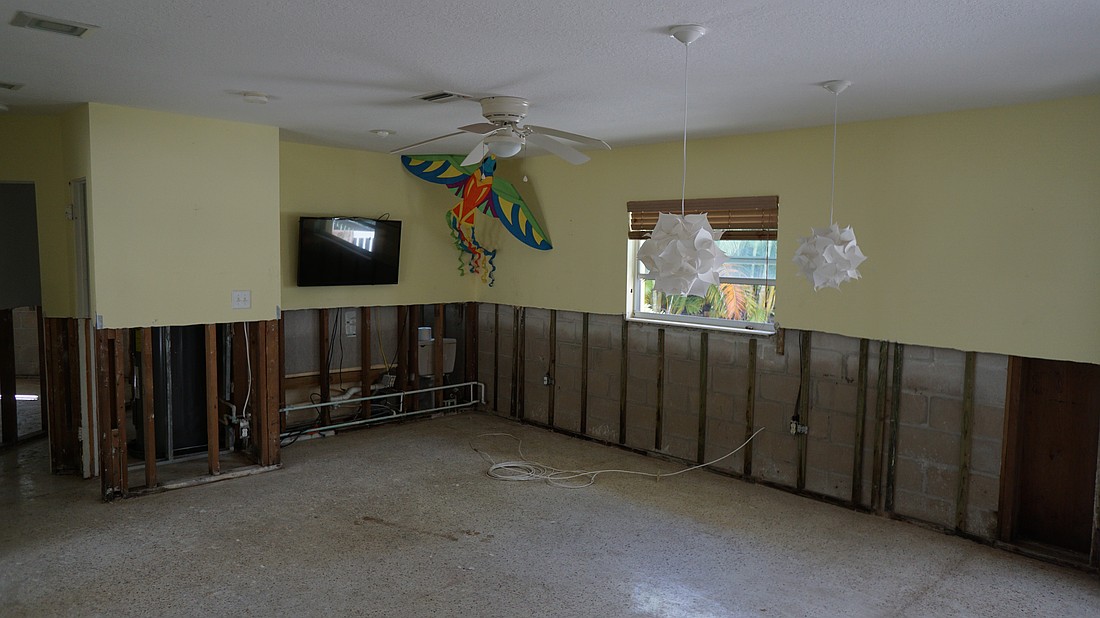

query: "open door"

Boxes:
[1001, 357, 1100, 562]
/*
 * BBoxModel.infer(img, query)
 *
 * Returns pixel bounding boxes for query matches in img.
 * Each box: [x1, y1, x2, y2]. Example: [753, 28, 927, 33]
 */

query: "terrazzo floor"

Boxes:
[1, 412, 1098, 617]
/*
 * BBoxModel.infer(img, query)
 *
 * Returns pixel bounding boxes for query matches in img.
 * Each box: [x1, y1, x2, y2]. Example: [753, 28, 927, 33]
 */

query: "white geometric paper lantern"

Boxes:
[637, 212, 727, 297]
[793, 223, 867, 290]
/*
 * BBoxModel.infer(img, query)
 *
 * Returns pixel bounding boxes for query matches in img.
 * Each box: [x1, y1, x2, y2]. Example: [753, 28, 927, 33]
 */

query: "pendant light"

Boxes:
[793, 80, 867, 290]
[636, 24, 727, 298]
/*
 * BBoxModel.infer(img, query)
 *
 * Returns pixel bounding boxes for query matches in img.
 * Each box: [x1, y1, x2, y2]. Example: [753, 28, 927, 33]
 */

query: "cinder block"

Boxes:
[664, 330, 694, 360]
[586, 397, 620, 434]
[898, 426, 960, 467]
[905, 345, 935, 361]
[928, 396, 964, 433]
[627, 353, 659, 380]
[924, 464, 961, 501]
[706, 390, 739, 422]
[894, 489, 953, 528]
[812, 331, 861, 356]
[903, 357, 965, 398]
[757, 372, 800, 405]
[710, 364, 747, 396]
[805, 441, 854, 477]
[825, 411, 857, 447]
[557, 342, 582, 369]
[970, 437, 1002, 475]
[668, 358, 698, 387]
[662, 434, 697, 461]
[756, 338, 791, 373]
[814, 380, 857, 412]
[973, 404, 1005, 441]
[810, 349, 845, 381]
[898, 392, 930, 426]
[967, 471, 1000, 514]
[708, 335, 737, 366]
[976, 365, 1009, 407]
[932, 346, 965, 365]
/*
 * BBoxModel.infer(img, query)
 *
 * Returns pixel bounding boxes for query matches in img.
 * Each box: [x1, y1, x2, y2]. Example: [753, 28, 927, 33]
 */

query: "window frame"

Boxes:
[626, 196, 779, 335]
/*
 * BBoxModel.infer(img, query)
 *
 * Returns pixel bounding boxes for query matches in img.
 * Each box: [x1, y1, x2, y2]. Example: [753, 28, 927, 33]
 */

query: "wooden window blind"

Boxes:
[627, 196, 779, 241]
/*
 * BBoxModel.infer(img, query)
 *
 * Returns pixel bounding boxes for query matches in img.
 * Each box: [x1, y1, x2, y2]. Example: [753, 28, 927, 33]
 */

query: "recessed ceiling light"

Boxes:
[370, 129, 396, 138]
[10, 11, 98, 38]
[241, 92, 269, 104]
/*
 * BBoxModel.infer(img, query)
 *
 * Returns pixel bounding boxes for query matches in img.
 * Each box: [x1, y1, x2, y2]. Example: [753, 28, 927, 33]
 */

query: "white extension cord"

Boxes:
[472, 427, 766, 489]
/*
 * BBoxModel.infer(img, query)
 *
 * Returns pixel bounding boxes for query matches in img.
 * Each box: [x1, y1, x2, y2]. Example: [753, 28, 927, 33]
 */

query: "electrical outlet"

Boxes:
[543, 373, 554, 386]
[231, 290, 251, 309]
[344, 312, 357, 337]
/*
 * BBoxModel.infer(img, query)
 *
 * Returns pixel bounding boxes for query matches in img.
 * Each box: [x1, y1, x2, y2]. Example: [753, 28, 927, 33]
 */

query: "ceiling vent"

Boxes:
[415, 91, 470, 103]
[0, 81, 25, 91]
[10, 11, 98, 37]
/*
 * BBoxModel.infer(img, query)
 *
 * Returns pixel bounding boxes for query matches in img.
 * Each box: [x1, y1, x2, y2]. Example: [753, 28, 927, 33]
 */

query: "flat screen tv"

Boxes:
[297, 216, 402, 286]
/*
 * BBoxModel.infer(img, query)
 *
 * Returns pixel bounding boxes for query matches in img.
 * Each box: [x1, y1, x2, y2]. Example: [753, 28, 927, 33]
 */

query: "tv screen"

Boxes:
[297, 216, 402, 286]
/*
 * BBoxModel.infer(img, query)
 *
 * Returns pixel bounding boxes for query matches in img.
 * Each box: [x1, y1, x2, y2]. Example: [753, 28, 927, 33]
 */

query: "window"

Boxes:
[628, 196, 778, 333]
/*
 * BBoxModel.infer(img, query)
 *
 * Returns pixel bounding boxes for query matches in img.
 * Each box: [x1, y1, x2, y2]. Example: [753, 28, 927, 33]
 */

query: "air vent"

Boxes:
[10, 11, 98, 37]
[0, 82, 25, 91]
[416, 91, 470, 103]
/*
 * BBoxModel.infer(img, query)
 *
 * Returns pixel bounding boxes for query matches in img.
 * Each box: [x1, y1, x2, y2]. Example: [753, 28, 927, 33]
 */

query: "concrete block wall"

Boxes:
[477, 304, 1011, 542]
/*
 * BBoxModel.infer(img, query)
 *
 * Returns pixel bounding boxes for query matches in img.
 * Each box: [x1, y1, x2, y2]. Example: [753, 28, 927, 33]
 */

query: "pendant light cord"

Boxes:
[680, 41, 689, 215]
[829, 90, 839, 225]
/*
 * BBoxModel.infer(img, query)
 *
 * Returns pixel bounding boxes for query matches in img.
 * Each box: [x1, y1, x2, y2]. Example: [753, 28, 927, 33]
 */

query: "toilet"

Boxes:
[417, 338, 456, 376]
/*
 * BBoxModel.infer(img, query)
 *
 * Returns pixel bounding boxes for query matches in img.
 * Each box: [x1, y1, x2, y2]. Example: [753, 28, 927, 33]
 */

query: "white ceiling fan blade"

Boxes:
[388, 131, 466, 155]
[526, 125, 611, 150]
[526, 133, 590, 165]
[458, 122, 500, 134]
[460, 140, 489, 166]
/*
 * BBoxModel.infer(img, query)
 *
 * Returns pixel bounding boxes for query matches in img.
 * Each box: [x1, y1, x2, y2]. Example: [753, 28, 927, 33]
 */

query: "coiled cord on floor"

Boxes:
[472, 427, 765, 489]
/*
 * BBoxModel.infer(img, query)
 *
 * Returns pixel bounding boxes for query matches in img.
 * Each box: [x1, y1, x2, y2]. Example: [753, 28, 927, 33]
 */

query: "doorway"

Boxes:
[1001, 357, 1100, 560]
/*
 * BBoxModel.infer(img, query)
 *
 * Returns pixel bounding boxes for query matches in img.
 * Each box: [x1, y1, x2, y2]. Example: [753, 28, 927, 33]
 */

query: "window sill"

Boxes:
[625, 314, 776, 336]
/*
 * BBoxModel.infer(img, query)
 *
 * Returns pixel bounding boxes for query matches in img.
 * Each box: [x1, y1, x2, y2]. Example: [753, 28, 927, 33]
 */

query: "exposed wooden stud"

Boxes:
[1092, 430, 1100, 568]
[0, 309, 16, 444]
[259, 320, 281, 467]
[775, 327, 786, 356]
[35, 307, 47, 434]
[360, 307, 372, 400]
[407, 305, 420, 411]
[464, 302, 478, 386]
[885, 342, 905, 513]
[434, 304, 444, 408]
[697, 331, 709, 463]
[745, 338, 758, 476]
[797, 330, 812, 491]
[510, 306, 519, 417]
[141, 327, 157, 488]
[112, 331, 128, 495]
[278, 314, 286, 426]
[618, 319, 629, 445]
[655, 328, 665, 451]
[516, 307, 526, 420]
[44, 319, 64, 470]
[492, 304, 500, 411]
[396, 306, 408, 397]
[580, 313, 589, 435]
[64, 320, 83, 472]
[82, 320, 98, 479]
[851, 338, 870, 505]
[318, 309, 331, 424]
[205, 324, 220, 476]
[871, 341, 890, 512]
[998, 357, 1024, 542]
[547, 309, 557, 428]
[955, 351, 977, 532]
[96, 329, 118, 500]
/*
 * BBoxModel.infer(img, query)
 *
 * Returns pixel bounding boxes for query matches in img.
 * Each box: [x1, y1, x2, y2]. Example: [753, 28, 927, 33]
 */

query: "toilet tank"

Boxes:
[417, 338, 456, 375]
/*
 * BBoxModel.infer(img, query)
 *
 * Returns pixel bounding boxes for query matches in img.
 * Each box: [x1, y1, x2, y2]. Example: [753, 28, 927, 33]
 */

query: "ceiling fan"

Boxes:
[389, 96, 611, 166]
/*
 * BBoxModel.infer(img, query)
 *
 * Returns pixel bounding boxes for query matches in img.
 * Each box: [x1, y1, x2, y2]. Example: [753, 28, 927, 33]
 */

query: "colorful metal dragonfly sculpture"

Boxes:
[401, 154, 551, 286]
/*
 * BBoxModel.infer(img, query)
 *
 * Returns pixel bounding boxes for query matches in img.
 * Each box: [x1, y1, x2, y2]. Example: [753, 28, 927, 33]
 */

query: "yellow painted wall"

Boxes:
[279, 142, 479, 310]
[0, 114, 72, 315]
[86, 104, 280, 327]
[477, 95, 1100, 364]
[60, 105, 91, 317]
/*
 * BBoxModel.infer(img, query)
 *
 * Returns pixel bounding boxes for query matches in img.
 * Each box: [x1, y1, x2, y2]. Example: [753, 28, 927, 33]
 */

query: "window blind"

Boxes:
[627, 196, 778, 241]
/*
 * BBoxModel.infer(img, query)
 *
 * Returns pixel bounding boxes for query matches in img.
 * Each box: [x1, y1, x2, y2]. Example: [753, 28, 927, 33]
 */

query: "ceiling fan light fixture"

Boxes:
[485, 133, 523, 158]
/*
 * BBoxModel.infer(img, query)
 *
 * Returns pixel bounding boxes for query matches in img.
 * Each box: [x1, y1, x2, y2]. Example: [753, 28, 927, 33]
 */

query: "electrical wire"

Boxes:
[829, 89, 839, 225]
[472, 427, 765, 489]
[679, 37, 690, 216]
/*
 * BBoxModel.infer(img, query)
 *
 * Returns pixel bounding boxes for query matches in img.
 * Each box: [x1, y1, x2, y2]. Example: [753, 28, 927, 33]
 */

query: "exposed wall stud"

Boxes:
[35, 307, 47, 434]
[360, 307, 372, 400]
[547, 309, 557, 428]
[464, 302, 478, 387]
[510, 306, 519, 417]
[112, 331, 128, 495]
[775, 327, 786, 356]
[852, 338, 870, 505]
[745, 338, 758, 476]
[871, 341, 890, 512]
[797, 330, 812, 490]
[655, 328, 665, 451]
[697, 331, 709, 463]
[955, 351, 977, 532]
[141, 327, 157, 488]
[205, 324, 220, 476]
[396, 306, 408, 394]
[318, 309, 331, 424]
[618, 319, 629, 445]
[492, 304, 499, 411]
[885, 342, 905, 513]
[0, 309, 16, 444]
[580, 313, 589, 434]
[434, 304, 444, 408]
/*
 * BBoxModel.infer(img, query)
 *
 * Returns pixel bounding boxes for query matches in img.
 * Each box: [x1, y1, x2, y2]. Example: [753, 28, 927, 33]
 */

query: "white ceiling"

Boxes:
[2, 1, 1099, 156]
